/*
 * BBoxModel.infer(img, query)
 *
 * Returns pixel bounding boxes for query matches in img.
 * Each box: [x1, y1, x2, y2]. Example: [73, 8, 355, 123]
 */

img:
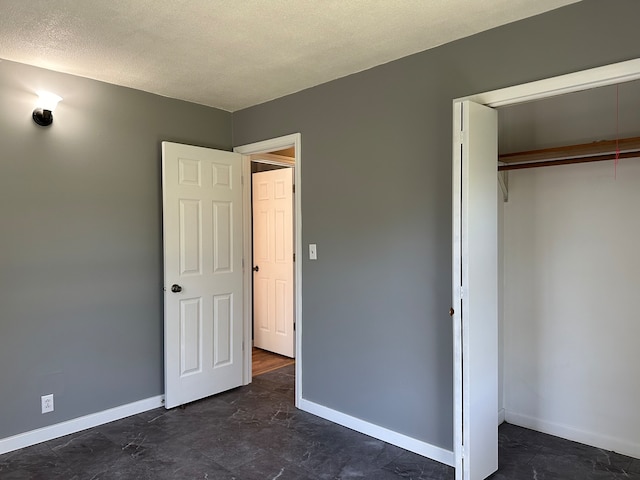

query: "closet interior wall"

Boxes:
[497, 80, 640, 458]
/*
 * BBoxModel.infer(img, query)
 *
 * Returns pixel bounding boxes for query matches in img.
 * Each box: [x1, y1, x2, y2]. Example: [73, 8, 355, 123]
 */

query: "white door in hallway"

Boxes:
[452, 100, 498, 480]
[162, 142, 243, 409]
[252, 167, 295, 358]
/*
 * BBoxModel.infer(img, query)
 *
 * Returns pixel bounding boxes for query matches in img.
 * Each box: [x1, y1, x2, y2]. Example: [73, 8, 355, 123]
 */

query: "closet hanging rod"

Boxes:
[498, 136, 640, 172]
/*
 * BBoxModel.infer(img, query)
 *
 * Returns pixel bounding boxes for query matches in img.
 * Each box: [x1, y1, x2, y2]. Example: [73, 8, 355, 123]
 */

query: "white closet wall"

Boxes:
[502, 159, 640, 458]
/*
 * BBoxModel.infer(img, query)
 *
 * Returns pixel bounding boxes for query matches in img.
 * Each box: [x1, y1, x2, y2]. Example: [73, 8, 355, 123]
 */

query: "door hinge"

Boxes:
[293, 253, 296, 262]
[242, 340, 245, 351]
[458, 286, 464, 298]
[293, 322, 296, 331]
[293, 184, 295, 194]
[241, 175, 244, 185]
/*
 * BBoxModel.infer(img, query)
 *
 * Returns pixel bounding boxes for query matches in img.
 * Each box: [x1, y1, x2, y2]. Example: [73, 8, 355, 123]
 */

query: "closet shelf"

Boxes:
[498, 136, 640, 171]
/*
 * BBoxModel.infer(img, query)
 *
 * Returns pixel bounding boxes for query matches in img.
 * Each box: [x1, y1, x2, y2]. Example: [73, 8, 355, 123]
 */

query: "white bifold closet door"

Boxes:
[452, 100, 499, 480]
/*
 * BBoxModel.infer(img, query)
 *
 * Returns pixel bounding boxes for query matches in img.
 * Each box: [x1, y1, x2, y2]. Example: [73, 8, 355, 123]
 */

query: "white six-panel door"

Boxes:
[252, 168, 295, 358]
[452, 100, 499, 480]
[162, 142, 244, 409]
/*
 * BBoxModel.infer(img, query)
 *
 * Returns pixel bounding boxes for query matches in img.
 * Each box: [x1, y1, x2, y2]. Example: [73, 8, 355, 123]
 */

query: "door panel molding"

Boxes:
[162, 142, 243, 409]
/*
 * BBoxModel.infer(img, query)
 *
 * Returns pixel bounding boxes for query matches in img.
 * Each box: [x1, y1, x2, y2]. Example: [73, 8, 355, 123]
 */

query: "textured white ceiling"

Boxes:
[0, 0, 580, 112]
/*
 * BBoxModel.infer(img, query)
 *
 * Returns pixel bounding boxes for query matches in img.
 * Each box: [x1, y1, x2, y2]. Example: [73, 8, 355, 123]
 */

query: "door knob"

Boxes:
[253, 265, 259, 272]
[171, 284, 182, 293]
[449, 307, 455, 317]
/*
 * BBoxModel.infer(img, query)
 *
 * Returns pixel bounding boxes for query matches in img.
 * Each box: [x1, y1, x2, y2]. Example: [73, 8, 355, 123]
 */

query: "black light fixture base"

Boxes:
[32, 108, 53, 126]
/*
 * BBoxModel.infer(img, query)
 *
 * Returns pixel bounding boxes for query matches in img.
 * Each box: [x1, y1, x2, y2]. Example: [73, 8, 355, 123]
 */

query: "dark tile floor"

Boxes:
[0, 365, 638, 479]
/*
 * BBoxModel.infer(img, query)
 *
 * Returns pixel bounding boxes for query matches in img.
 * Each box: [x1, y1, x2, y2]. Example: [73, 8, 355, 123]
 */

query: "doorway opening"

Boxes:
[250, 150, 296, 378]
[234, 133, 303, 408]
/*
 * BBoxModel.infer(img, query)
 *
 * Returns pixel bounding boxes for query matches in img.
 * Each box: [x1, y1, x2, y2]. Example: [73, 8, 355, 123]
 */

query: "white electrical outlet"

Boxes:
[309, 243, 317, 260]
[41, 394, 54, 414]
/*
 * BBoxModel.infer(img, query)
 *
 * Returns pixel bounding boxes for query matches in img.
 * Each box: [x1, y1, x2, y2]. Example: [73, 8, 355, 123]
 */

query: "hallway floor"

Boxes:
[252, 346, 295, 377]
[1, 365, 638, 479]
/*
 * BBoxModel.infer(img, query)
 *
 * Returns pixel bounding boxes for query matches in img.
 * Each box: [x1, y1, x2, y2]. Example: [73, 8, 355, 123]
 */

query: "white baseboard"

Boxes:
[299, 398, 454, 467]
[0, 395, 164, 455]
[505, 410, 640, 459]
[498, 408, 506, 424]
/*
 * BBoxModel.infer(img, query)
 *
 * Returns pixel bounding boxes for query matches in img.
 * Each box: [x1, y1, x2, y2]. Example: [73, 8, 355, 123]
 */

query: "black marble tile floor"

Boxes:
[0, 365, 637, 479]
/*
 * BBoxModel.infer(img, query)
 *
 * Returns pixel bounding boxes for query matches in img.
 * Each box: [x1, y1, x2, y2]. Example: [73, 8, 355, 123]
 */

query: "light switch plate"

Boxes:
[309, 244, 317, 260]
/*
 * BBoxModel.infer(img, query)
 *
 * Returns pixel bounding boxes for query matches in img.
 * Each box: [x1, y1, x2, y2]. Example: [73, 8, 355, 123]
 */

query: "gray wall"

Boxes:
[232, 0, 640, 449]
[0, 60, 231, 438]
[499, 79, 640, 153]
[3, 0, 640, 453]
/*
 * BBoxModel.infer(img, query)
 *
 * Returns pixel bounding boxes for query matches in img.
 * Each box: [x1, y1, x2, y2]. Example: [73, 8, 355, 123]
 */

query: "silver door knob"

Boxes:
[171, 284, 182, 293]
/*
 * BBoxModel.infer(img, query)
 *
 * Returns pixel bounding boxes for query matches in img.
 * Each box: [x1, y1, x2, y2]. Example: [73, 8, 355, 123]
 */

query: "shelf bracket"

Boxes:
[498, 168, 508, 202]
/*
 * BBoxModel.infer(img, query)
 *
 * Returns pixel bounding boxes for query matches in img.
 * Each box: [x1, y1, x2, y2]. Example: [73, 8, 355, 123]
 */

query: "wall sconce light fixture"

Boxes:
[33, 91, 62, 127]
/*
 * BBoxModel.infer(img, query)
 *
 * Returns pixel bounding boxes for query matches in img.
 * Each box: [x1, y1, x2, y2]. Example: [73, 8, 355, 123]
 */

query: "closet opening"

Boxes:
[452, 60, 640, 479]
[496, 78, 640, 459]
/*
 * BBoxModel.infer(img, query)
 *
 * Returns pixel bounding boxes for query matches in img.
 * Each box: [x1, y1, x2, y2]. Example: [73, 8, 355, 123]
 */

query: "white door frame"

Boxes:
[452, 58, 640, 478]
[456, 59, 640, 108]
[234, 133, 302, 407]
